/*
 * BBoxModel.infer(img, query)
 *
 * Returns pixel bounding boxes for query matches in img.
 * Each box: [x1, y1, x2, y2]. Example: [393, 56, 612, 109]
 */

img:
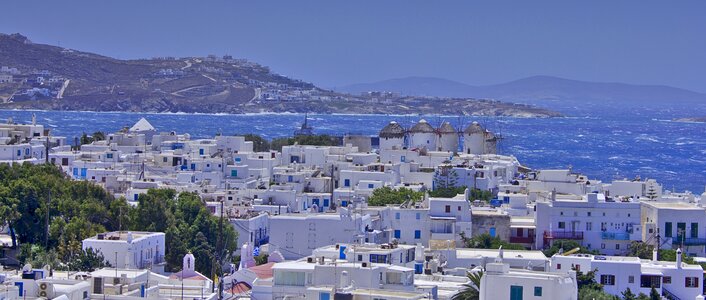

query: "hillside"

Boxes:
[339, 75, 706, 103]
[0, 33, 561, 117]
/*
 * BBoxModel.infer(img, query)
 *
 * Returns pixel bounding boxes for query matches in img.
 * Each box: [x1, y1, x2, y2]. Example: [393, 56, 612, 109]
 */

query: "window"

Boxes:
[231, 170, 238, 177]
[628, 276, 634, 284]
[344, 179, 350, 187]
[16, 150, 21, 156]
[556, 263, 561, 270]
[586, 222, 592, 231]
[558, 222, 565, 229]
[663, 276, 671, 284]
[601, 243, 606, 249]
[665, 222, 673, 237]
[600, 275, 616, 286]
[319, 292, 330, 300]
[368, 184, 374, 189]
[395, 212, 400, 220]
[414, 230, 421, 239]
[457, 206, 461, 211]
[394, 230, 401, 239]
[416, 213, 420, 220]
[534, 286, 542, 297]
[691, 223, 698, 238]
[640, 275, 661, 288]
[615, 244, 620, 250]
[685, 277, 699, 288]
[587, 212, 591, 217]
[163, 157, 168, 162]
[445, 205, 450, 213]
[199, 149, 204, 155]
[106, 153, 113, 159]
[370, 254, 388, 263]
[274, 271, 306, 286]
[357, 255, 362, 261]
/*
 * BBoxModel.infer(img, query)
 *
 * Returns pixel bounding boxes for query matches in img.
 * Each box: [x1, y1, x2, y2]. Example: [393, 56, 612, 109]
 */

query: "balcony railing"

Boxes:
[510, 236, 535, 244]
[601, 232, 630, 241]
[543, 231, 583, 240]
[672, 237, 706, 246]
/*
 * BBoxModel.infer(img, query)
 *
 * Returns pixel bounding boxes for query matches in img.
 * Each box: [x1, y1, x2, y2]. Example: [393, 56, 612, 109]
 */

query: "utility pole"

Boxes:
[45, 190, 50, 250]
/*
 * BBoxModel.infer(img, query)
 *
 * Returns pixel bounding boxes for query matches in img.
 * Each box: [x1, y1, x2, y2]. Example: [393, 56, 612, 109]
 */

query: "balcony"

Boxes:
[510, 236, 535, 244]
[601, 232, 630, 241]
[672, 237, 706, 246]
[543, 231, 583, 240]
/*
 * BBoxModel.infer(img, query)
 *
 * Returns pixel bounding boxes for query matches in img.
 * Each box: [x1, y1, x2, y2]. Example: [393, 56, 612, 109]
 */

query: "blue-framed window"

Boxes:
[235, 157, 241, 162]
[503, 196, 510, 204]
[199, 149, 204, 155]
[106, 153, 113, 158]
[323, 199, 330, 207]
[416, 213, 421, 220]
[73, 168, 78, 176]
[344, 179, 350, 187]
[370, 254, 387, 264]
[190, 163, 196, 170]
[231, 170, 238, 177]
[134, 194, 138, 201]
[288, 175, 293, 182]
[395, 212, 400, 220]
[17, 150, 21, 156]
[414, 230, 421, 239]
[401, 155, 406, 162]
[319, 292, 330, 300]
[25, 148, 30, 155]
[534, 286, 542, 296]
[394, 230, 401, 239]
[368, 183, 374, 189]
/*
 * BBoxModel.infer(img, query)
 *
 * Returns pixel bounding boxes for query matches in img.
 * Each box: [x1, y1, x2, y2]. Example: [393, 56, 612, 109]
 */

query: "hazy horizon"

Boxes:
[1, 0, 705, 92]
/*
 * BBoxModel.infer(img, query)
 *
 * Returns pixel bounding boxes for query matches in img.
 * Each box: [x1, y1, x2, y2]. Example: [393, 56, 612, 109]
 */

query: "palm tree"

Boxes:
[452, 270, 484, 300]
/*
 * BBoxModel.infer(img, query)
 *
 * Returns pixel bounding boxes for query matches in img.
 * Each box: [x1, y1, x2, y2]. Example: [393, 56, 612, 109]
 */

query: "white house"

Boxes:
[82, 231, 165, 271]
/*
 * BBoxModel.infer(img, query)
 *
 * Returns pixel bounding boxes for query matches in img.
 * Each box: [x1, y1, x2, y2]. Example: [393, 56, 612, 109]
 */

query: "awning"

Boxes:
[429, 216, 456, 220]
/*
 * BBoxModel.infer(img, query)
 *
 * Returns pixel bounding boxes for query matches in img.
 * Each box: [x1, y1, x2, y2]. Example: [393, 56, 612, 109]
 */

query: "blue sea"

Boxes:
[2, 99, 705, 193]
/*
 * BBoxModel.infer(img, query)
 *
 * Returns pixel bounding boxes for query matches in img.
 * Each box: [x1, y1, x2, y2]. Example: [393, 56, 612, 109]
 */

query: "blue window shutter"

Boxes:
[368, 184, 374, 189]
[395, 212, 400, 219]
[394, 230, 401, 239]
[199, 149, 204, 155]
[414, 230, 421, 239]
[344, 179, 350, 187]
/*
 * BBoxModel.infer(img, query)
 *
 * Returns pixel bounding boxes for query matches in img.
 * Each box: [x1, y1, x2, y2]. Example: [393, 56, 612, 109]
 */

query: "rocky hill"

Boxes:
[0, 33, 561, 117]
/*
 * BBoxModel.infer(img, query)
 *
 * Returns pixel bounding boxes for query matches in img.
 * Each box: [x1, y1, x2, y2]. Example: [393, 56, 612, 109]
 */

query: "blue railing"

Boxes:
[601, 232, 630, 240]
[671, 237, 706, 246]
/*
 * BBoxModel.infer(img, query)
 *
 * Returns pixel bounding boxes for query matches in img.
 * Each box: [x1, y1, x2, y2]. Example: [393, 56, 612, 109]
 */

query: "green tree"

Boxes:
[80, 132, 93, 145]
[543, 239, 598, 257]
[452, 270, 483, 300]
[92, 131, 106, 142]
[648, 287, 660, 300]
[578, 288, 619, 300]
[367, 187, 424, 206]
[460, 233, 526, 250]
[428, 186, 466, 198]
[621, 288, 637, 300]
[242, 134, 270, 152]
[67, 247, 110, 271]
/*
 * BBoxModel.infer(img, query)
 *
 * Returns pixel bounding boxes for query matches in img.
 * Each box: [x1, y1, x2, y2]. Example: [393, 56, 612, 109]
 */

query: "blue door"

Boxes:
[510, 285, 523, 300]
[489, 227, 496, 237]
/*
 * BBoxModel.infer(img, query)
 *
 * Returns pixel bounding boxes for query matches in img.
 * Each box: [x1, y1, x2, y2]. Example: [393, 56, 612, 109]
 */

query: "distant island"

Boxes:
[338, 76, 706, 104]
[673, 117, 706, 123]
[0, 33, 560, 117]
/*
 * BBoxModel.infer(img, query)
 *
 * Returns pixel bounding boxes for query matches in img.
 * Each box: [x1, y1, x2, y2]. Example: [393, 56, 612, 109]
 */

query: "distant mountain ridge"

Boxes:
[339, 75, 706, 103]
[0, 32, 562, 117]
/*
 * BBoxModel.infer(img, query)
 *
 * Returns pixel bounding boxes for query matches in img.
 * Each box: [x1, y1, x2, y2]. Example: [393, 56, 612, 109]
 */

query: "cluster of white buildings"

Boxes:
[2, 116, 706, 299]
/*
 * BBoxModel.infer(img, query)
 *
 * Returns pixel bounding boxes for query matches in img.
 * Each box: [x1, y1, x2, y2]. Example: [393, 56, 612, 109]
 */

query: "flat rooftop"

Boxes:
[642, 201, 703, 210]
[456, 248, 548, 261]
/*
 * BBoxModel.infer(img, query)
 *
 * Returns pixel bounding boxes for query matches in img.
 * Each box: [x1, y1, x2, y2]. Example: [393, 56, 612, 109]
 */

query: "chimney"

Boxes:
[676, 248, 682, 269]
[652, 248, 658, 262]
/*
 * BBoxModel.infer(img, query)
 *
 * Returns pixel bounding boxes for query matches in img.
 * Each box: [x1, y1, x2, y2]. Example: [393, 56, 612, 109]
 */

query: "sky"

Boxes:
[1, 1, 705, 92]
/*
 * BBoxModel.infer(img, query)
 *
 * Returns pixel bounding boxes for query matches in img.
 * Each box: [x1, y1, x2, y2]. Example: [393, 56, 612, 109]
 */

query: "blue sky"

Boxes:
[1, 0, 705, 92]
